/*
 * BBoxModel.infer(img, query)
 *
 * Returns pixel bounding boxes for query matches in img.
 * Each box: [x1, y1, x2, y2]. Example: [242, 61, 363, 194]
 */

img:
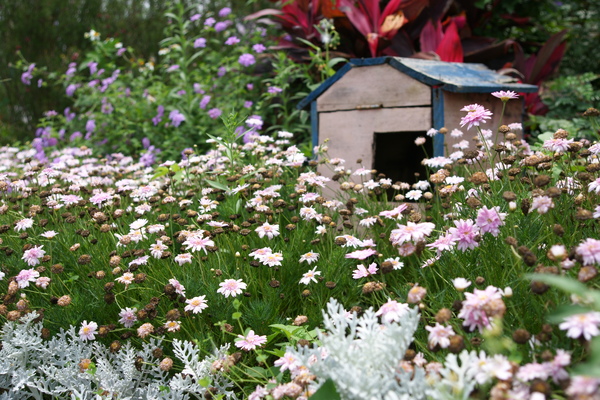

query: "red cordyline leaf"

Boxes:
[420, 19, 443, 53]
[513, 30, 567, 85]
[435, 19, 463, 62]
[338, 0, 426, 57]
[246, 0, 324, 42]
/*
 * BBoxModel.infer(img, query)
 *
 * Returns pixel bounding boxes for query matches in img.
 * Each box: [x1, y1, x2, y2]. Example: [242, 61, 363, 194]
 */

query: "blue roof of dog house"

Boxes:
[297, 56, 538, 110]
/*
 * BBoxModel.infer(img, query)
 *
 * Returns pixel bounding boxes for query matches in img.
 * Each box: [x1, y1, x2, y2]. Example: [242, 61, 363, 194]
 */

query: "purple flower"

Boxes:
[238, 53, 255, 67]
[21, 63, 35, 85]
[225, 36, 240, 45]
[66, 62, 77, 76]
[64, 107, 76, 122]
[194, 38, 206, 48]
[199, 95, 211, 109]
[244, 101, 253, 108]
[37, 79, 43, 87]
[101, 102, 114, 114]
[247, 83, 254, 90]
[66, 84, 78, 97]
[85, 119, 96, 133]
[166, 65, 180, 72]
[253, 44, 266, 53]
[218, 7, 232, 17]
[204, 17, 216, 26]
[88, 61, 98, 75]
[193, 83, 204, 94]
[36, 127, 50, 137]
[177, 90, 186, 96]
[152, 105, 164, 126]
[215, 21, 228, 32]
[142, 137, 151, 149]
[218, 66, 227, 77]
[44, 110, 58, 118]
[70, 131, 82, 141]
[208, 108, 222, 119]
[190, 13, 201, 22]
[268, 86, 283, 94]
[117, 48, 126, 56]
[169, 109, 186, 127]
[246, 115, 263, 129]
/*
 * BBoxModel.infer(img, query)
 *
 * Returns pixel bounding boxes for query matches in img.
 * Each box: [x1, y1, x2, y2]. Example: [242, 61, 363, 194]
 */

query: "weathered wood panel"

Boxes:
[316, 107, 431, 194]
[316, 64, 432, 112]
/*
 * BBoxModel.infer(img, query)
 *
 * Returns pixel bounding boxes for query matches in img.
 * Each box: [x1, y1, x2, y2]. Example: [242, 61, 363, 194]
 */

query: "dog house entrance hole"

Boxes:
[373, 131, 432, 198]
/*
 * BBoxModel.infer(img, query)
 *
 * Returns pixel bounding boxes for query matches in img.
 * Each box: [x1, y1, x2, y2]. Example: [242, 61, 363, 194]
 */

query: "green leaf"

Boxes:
[525, 273, 587, 296]
[232, 312, 242, 320]
[151, 166, 170, 181]
[327, 57, 348, 69]
[256, 352, 269, 364]
[546, 304, 593, 324]
[198, 376, 211, 387]
[205, 179, 229, 192]
[244, 366, 271, 379]
[526, 273, 600, 309]
[311, 379, 341, 400]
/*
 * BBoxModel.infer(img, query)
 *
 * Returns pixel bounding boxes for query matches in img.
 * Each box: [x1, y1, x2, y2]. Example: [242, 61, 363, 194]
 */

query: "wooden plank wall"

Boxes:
[316, 64, 431, 112]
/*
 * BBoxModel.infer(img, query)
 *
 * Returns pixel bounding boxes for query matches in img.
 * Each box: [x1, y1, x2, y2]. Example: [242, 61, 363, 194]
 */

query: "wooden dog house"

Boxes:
[298, 57, 537, 187]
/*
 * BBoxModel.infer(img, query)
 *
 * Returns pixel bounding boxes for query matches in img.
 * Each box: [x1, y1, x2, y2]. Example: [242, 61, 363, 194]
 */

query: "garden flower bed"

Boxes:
[1, 96, 600, 399]
[4, 2, 600, 398]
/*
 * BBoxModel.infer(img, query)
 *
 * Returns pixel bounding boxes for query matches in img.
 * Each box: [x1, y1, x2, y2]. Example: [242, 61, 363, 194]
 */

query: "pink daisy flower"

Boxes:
[118, 307, 138, 328]
[530, 195, 554, 214]
[185, 295, 208, 314]
[168, 278, 186, 296]
[299, 251, 319, 264]
[22, 245, 46, 266]
[459, 103, 492, 130]
[576, 238, 600, 265]
[543, 138, 573, 153]
[491, 90, 519, 101]
[217, 279, 247, 297]
[559, 312, 600, 340]
[137, 323, 154, 338]
[149, 240, 167, 258]
[389, 221, 435, 245]
[448, 219, 480, 251]
[14, 218, 34, 232]
[588, 177, 600, 194]
[426, 233, 458, 255]
[235, 330, 267, 351]
[425, 323, 455, 349]
[352, 263, 378, 279]
[174, 253, 193, 266]
[476, 206, 506, 237]
[375, 299, 410, 323]
[260, 252, 283, 267]
[15, 268, 40, 288]
[35, 276, 51, 289]
[274, 351, 300, 373]
[183, 234, 215, 253]
[79, 320, 98, 341]
[458, 286, 503, 332]
[299, 267, 321, 285]
[255, 222, 280, 239]
[345, 248, 378, 260]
